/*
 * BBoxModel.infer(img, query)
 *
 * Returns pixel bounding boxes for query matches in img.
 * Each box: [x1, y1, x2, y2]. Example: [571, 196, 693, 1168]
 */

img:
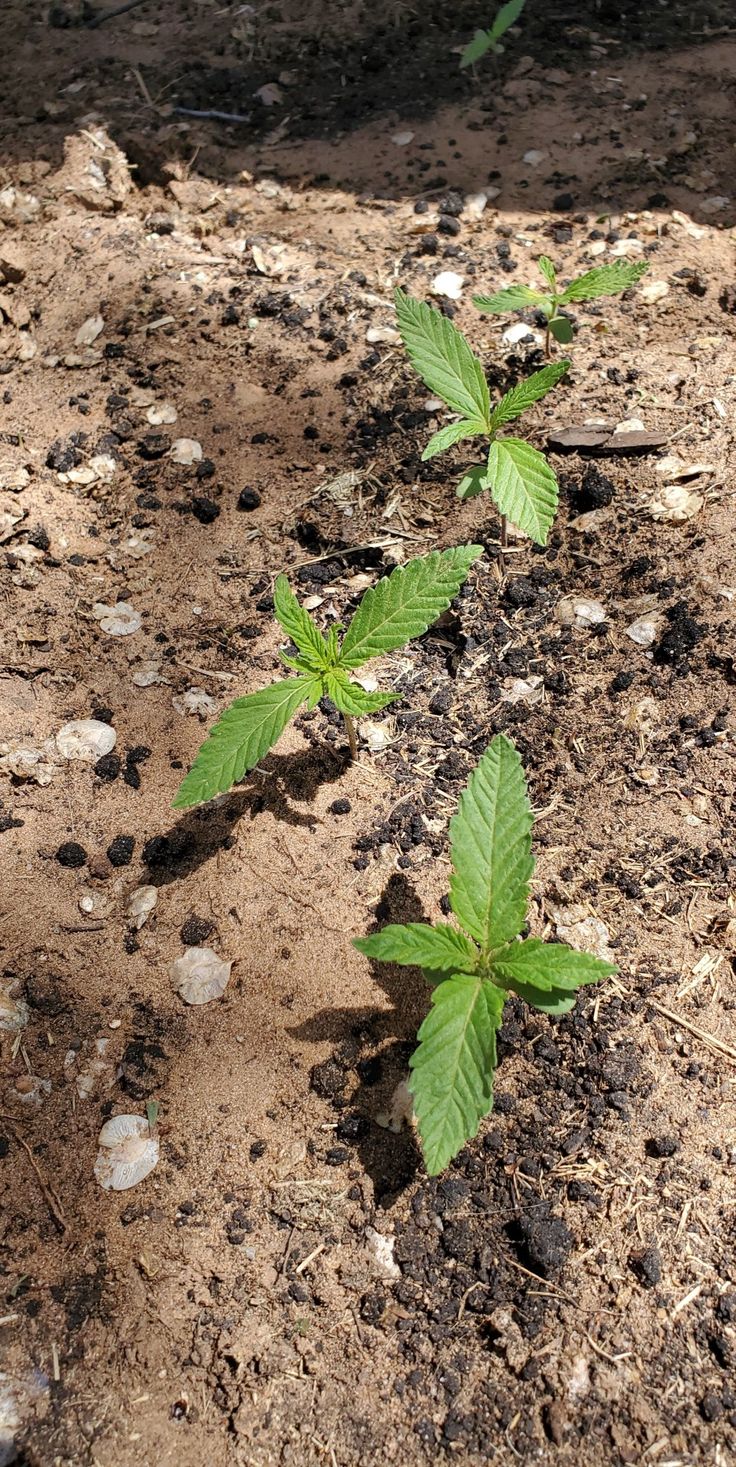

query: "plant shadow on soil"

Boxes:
[142, 741, 351, 884]
[290, 871, 474, 1205]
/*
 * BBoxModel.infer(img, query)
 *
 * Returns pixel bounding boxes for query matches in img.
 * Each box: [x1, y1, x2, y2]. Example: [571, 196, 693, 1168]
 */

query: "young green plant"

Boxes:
[460, 0, 526, 69]
[354, 734, 616, 1174]
[474, 256, 649, 356]
[395, 287, 568, 551]
[173, 545, 482, 808]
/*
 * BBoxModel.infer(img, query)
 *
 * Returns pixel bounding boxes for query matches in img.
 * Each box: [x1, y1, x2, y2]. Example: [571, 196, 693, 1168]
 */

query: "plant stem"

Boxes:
[343, 714, 358, 760]
[544, 322, 551, 359]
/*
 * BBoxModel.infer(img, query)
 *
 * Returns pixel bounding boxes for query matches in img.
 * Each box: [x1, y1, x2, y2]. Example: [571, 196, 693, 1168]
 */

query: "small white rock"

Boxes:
[365, 1226, 401, 1279]
[558, 598, 607, 629]
[172, 687, 218, 719]
[464, 192, 489, 218]
[172, 946, 232, 1005]
[94, 1114, 159, 1191]
[146, 401, 178, 425]
[0, 983, 29, 1033]
[365, 325, 401, 345]
[391, 130, 415, 146]
[92, 600, 142, 636]
[522, 149, 546, 167]
[170, 438, 203, 466]
[502, 321, 537, 345]
[500, 675, 544, 705]
[431, 271, 464, 301]
[625, 616, 658, 647]
[56, 719, 116, 762]
[132, 660, 165, 687]
[74, 314, 104, 346]
[640, 279, 669, 303]
[128, 885, 158, 930]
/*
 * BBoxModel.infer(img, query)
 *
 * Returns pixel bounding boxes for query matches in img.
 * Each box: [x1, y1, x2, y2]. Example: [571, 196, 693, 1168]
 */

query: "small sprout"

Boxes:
[473, 255, 650, 356]
[56, 719, 116, 762]
[394, 288, 568, 548]
[460, 0, 526, 69]
[173, 546, 482, 807]
[354, 735, 617, 1175]
[171, 946, 232, 1005]
[94, 1114, 160, 1191]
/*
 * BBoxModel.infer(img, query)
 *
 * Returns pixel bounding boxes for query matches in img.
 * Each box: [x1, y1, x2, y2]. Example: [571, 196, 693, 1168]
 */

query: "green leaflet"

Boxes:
[488, 359, 570, 433]
[324, 670, 396, 717]
[339, 545, 483, 670]
[409, 977, 504, 1176]
[456, 464, 489, 501]
[488, 0, 527, 42]
[549, 316, 574, 344]
[354, 923, 478, 973]
[506, 981, 577, 1016]
[459, 28, 496, 66]
[422, 418, 487, 462]
[449, 734, 533, 950]
[538, 256, 557, 292]
[394, 289, 491, 427]
[486, 437, 559, 546]
[173, 676, 317, 808]
[273, 574, 329, 671]
[490, 937, 617, 991]
[559, 260, 649, 304]
[473, 284, 547, 314]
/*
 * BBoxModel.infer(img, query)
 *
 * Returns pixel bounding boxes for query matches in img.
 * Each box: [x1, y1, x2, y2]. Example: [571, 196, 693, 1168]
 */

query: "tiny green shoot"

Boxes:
[394, 287, 568, 549]
[460, 0, 527, 69]
[474, 256, 650, 356]
[173, 545, 482, 807]
[354, 734, 616, 1174]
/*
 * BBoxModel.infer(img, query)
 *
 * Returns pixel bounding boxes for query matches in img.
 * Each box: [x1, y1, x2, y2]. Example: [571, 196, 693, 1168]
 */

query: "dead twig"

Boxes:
[8, 1125, 67, 1234]
[86, 0, 148, 27]
[650, 1001, 736, 1063]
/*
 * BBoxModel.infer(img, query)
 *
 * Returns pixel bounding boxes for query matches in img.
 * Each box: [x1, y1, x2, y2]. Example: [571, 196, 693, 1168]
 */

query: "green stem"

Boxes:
[544, 321, 551, 359]
[499, 513, 508, 573]
[343, 714, 358, 760]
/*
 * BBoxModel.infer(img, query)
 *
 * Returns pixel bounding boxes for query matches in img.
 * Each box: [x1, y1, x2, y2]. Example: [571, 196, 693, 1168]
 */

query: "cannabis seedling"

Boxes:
[354, 735, 616, 1174]
[474, 256, 649, 356]
[173, 545, 482, 808]
[395, 287, 568, 548]
[460, 0, 526, 69]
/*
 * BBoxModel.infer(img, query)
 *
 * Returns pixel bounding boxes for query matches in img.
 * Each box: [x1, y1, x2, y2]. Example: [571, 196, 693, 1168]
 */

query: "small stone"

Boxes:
[56, 841, 87, 868]
[191, 496, 220, 525]
[330, 798, 351, 815]
[237, 488, 261, 511]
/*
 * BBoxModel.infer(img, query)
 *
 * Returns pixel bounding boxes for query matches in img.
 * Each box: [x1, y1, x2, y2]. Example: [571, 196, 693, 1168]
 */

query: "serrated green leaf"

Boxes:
[460, 27, 495, 67]
[507, 980, 577, 1015]
[486, 438, 559, 546]
[409, 977, 504, 1174]
[538, 255, 557, 292]
[559, 260, 649, 305]
[488, 360, 570, 432]
[354, 923, 478, 973]
[273, 574, 329, 670]
[173, 676, 316, 808]
[490, 937, 617, 991]
[456, 464, 488, 501]
[422, 418, 487, 462]
[449, 734, 533, 950]
[395, 289, 491, 427]
[324, 669, 396, 717]
[473, 285, 548, 314]
[549, 315, 574, 344]
[339, 545, 483, 670]
[488, 0, 527, 42]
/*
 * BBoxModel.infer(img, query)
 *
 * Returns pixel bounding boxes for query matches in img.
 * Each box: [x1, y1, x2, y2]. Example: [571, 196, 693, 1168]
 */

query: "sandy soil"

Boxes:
[1, 4, 735, 1465]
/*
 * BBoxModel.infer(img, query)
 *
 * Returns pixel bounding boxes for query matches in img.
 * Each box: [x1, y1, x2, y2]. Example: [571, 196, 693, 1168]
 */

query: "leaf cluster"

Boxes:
[395, 287, 568, 545]
[460, 0, 526, 68]
[173, 545, 482, 808]
[354, 735, 616, 1173]
[474, 256, 649, 345]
